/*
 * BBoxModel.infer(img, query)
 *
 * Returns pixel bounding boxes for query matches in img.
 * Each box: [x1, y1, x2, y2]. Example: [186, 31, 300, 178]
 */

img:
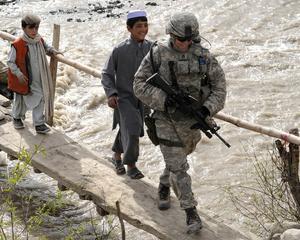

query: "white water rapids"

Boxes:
[0, 0, 299, 239]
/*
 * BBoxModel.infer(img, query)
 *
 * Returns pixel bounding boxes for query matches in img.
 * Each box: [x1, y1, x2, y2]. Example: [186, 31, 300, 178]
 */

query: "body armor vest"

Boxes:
[154, 41, 211, 107]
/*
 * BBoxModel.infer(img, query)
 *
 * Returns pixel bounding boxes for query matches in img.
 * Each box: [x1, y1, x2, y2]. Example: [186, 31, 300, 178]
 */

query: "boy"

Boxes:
[101, 10, 152, 179]
[7, 14, 60, 133]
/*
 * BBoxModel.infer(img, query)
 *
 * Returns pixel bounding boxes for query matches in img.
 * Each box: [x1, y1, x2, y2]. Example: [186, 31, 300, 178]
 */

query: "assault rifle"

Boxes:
[146, 73, 231, 148]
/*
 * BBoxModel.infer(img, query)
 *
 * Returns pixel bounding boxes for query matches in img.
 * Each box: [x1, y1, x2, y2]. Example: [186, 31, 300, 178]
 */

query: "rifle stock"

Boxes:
[146, 73, 231, 148]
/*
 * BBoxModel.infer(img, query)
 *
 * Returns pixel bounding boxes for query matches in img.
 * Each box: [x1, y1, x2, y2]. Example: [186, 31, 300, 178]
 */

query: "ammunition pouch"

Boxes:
[144, 115, 159, 146]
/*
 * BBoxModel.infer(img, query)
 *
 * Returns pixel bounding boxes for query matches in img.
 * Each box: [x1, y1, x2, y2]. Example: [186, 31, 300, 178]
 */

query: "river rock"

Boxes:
[268, 220, 300, 237]
[0, 0, 16, 5]
[0, 151, 7, 166]
[270, 233, 281, 240]
[0, 111, 4, 121]
[280, 228, 300, 240]
[0, 94, 10, 107]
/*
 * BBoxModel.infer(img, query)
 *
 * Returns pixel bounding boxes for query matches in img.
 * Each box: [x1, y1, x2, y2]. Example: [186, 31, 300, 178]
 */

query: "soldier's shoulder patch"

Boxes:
[198, 56, 207, 65]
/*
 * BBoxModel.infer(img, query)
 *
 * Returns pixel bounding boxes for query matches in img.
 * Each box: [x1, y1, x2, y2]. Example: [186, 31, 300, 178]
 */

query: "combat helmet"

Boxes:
[166, 12, 199, 40]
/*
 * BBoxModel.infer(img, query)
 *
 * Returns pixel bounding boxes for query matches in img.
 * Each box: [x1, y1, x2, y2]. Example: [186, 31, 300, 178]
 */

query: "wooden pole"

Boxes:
[48, 24, 60, 126]
[275, 128, 300, 214]
[116, 201, 126, 240]
[55, 54, 101, 78]
[0, 30, 102, 78]
[215, 112, 300, 145]
[0, 31, 15, 42]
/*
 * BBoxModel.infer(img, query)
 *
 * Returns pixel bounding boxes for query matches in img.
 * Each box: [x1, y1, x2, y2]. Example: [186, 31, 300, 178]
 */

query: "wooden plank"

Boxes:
[0, 121, 254, 240]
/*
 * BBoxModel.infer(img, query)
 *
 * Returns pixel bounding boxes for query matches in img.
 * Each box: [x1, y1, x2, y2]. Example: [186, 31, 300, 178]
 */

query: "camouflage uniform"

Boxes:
[133, 13, 226, 210]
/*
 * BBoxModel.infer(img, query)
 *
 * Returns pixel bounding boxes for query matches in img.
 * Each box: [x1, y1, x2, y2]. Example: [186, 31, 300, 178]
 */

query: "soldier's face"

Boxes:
[173, 37, 193, 53]
[127, 20, 148, 42]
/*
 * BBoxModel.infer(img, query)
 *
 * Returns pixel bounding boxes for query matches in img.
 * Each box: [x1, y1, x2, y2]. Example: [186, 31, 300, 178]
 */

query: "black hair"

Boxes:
[22, 21, 39, 28]
[126, 16, 147, 28]
[21, 20, 28, 28]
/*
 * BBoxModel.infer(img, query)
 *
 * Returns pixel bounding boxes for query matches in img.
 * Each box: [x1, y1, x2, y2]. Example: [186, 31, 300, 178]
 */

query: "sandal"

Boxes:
[127, 167, 144, 179]
[111, 158, 126, 175]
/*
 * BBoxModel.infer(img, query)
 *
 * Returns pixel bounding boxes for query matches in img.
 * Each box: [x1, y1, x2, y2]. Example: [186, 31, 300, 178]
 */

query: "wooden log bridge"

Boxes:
[0, 121, 252, 240]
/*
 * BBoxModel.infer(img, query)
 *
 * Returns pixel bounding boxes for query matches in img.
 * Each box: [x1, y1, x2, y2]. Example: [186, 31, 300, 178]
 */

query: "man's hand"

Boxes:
[51, 49, 63, 55]
[197, 106, 210, 118]
[17, 74, 28, 85]
[191, 106, 215, 130]
[164, 95, 177, 110]
[108, 95, 118, 109]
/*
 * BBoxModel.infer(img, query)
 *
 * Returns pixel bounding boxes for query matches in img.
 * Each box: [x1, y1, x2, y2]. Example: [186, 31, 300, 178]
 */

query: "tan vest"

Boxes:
[156, 41, 211, 107]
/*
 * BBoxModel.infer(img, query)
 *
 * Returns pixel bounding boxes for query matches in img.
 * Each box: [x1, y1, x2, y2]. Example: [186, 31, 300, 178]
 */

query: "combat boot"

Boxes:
[157, 183, 170, 210]
[185, 207, 202, 234]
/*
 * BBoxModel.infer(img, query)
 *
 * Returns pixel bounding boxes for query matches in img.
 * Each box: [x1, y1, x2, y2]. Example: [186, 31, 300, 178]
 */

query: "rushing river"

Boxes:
[0, 0, 299, 239]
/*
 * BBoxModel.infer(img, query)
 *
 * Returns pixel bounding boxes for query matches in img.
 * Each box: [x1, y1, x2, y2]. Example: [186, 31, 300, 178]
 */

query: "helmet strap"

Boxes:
[185, 25, 192, 38]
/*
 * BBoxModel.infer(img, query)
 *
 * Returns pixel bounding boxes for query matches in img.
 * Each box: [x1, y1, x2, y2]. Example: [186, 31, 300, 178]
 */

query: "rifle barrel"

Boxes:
[214, 131, 231, 148]
[146, 73, 231, 148]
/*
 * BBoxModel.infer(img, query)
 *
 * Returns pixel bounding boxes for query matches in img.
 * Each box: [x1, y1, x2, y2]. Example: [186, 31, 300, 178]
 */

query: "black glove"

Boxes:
[197, 106, 210, 118]
[190, 106, 212, 130]
[164, 95, 177, 110]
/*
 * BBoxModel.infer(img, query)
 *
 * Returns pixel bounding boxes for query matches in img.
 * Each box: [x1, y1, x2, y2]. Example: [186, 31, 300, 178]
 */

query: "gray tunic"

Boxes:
[101, 37, 152, 137]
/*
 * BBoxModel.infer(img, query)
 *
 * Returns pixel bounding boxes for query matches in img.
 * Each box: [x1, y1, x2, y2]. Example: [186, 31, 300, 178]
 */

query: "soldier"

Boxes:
[101, 10, 152, 179]
[133, 12, 226, 233]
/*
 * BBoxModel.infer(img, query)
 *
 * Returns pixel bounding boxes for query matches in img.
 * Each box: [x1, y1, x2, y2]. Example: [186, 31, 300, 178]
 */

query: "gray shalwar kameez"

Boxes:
[101, 37, 152, 165]
[7, 39, 54, 126]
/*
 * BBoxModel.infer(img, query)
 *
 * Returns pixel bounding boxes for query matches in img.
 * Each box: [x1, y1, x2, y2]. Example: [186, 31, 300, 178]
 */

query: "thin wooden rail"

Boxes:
[216, 112, 300, 145]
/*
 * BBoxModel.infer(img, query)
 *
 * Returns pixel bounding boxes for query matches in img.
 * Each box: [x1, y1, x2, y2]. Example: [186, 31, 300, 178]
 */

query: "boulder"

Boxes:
[280, 228, 300, 240]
